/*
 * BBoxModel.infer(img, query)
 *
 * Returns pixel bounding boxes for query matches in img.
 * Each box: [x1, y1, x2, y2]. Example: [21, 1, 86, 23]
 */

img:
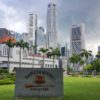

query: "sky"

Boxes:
[0, 0, 100, 55]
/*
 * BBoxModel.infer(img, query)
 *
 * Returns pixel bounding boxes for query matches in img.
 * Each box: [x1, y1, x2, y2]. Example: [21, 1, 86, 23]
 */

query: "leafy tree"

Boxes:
[39, 48, 48, 68]
[91, 59, 100, 72]
[84, 64, 93, 71]
[16, 40, 29, 68]
[96, 52, 100, 59]
[5, 39, 15, 71]
[69, 54, 81, 74]
[80, 49, 92, 70]
[91, 59, 100, 76]
[79, 60, 85, 66]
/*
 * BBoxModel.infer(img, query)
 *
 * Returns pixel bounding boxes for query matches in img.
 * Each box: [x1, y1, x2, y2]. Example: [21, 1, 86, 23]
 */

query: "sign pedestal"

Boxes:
[15, 68, 63, 98]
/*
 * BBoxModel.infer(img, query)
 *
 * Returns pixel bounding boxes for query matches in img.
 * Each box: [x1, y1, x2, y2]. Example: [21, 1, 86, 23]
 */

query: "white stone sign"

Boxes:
[15, 68, 63, 97]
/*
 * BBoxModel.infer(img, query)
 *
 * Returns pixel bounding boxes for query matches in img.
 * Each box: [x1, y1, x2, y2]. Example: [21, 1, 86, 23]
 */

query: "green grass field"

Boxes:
[0, 77, 100, 100]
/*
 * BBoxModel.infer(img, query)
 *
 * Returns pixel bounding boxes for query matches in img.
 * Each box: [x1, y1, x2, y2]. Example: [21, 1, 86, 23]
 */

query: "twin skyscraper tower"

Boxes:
[28, 0, 85, 55]
[28, 0, 57, 51]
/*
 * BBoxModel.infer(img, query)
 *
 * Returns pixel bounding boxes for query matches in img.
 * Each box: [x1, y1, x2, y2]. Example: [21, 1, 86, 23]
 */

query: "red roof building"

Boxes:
[0, 36, 16, 44]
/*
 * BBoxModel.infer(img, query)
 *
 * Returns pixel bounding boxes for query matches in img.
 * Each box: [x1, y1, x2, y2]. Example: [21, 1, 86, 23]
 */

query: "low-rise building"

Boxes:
[0, 36, 59, 73]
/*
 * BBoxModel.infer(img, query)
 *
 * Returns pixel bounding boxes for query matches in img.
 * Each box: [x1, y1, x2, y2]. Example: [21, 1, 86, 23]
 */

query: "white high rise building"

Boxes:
[28, 13, 37, 46]
[46, 0, 57, 48]
[70, 24, 85, 55]
[28, 13, 37, 54]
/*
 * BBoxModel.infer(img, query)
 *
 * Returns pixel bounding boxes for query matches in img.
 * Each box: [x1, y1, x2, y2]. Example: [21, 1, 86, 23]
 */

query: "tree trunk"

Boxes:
[76, 63, 79, 75]
[93, 63, 96, 77]
[53, 56, 55, 68]
[32, 48, 34, 68]
[19, 47, 21, 68]
[7, 47, 10, 72]
[85, 59, 88, 76]
[73, 64, 75, 75]
[43, 53, 44, 68]
[33, 55, 34, 68]
[83, 63, 85, 76]
[75, 64, 77, 75]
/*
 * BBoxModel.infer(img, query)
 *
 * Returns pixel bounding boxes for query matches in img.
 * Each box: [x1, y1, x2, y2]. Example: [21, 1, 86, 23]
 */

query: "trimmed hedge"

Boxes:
[0, 69, 15, 85]
[0, 78, 14, 85]
[0, 69, 9, 73]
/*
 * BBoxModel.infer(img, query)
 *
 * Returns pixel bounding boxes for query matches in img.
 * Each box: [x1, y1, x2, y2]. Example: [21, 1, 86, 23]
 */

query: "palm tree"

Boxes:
[80, 49, 92, 69]
[31, 45, 37, 68]
[16, 40, 29, 68]
[5, 39, 15, 71]
[39, 48, 48, 68]
[91, 59, 99, 77]
[80, 49, 92, 75]
[49, 47, 60, 68]
[69, 54, 81, 74]
[80, 49, 92, 63]
[79, 60, 85, 70]
[46, 52, 52, 58]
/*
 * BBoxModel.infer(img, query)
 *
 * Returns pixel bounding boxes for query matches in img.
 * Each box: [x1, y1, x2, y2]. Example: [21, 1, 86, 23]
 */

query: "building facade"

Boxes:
[0, 46, 59, 73]
[36, 27, 47, 53]
[46, 1, 57, 48]
[28, 13, 37, 47]
[98, 46, 100, 52]
[70, 24, 85, 55]
[22, 33, 29, 43]
[0, 35, 59, 73]
[0, 28, 11, 38]
[10, 31, 22, 41]
[28, 13, 37, 54]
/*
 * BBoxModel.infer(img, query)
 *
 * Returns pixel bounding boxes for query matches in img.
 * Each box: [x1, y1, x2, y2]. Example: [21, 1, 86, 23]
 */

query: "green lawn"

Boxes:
[0, 77, 100, 100]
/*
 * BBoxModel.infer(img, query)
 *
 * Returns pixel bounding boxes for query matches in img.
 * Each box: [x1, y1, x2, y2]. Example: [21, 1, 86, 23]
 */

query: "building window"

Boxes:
[29, 15, 33, 26]
[3, 46, 8, 56]
[16, 50, 19, 54]
[23, 50, 27, 57]
[48, 64, 49, 68]
[0, 51, 1, 56]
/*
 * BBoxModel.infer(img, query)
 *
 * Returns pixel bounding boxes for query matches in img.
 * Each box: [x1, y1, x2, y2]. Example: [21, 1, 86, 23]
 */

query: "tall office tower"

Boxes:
[28, 13, 37, 54]
[22, 33, 29, 42]
[46, 0, 57, 48]
[61, 44, 67, 57]
[70, 24, 85, 55]
[36, 27, 47, 53]
[28, 13, 37, 46]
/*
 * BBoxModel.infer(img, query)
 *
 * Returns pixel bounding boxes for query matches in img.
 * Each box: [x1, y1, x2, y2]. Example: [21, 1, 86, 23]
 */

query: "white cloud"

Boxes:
[85, 41, 99, 56]
[0, 0, 100, 56]
[8, 22, 26, 33]
[0, 0, 26, 33]
[0, 1, 16, 15]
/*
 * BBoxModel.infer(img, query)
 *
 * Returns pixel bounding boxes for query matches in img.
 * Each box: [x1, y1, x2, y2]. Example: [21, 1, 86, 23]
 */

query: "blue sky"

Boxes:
[0, 0, 100, 55]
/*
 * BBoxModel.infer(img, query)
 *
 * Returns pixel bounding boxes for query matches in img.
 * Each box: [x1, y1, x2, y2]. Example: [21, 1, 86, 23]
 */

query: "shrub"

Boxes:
[0, 78, 14, 85]
[0, 73, 8, 79]
[7, 74, 15, 81]
[0, 69, 8, 74]
[0, 69, 15, 81]
[79, 71, 83, 75]
[84, 64, 93, 71]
